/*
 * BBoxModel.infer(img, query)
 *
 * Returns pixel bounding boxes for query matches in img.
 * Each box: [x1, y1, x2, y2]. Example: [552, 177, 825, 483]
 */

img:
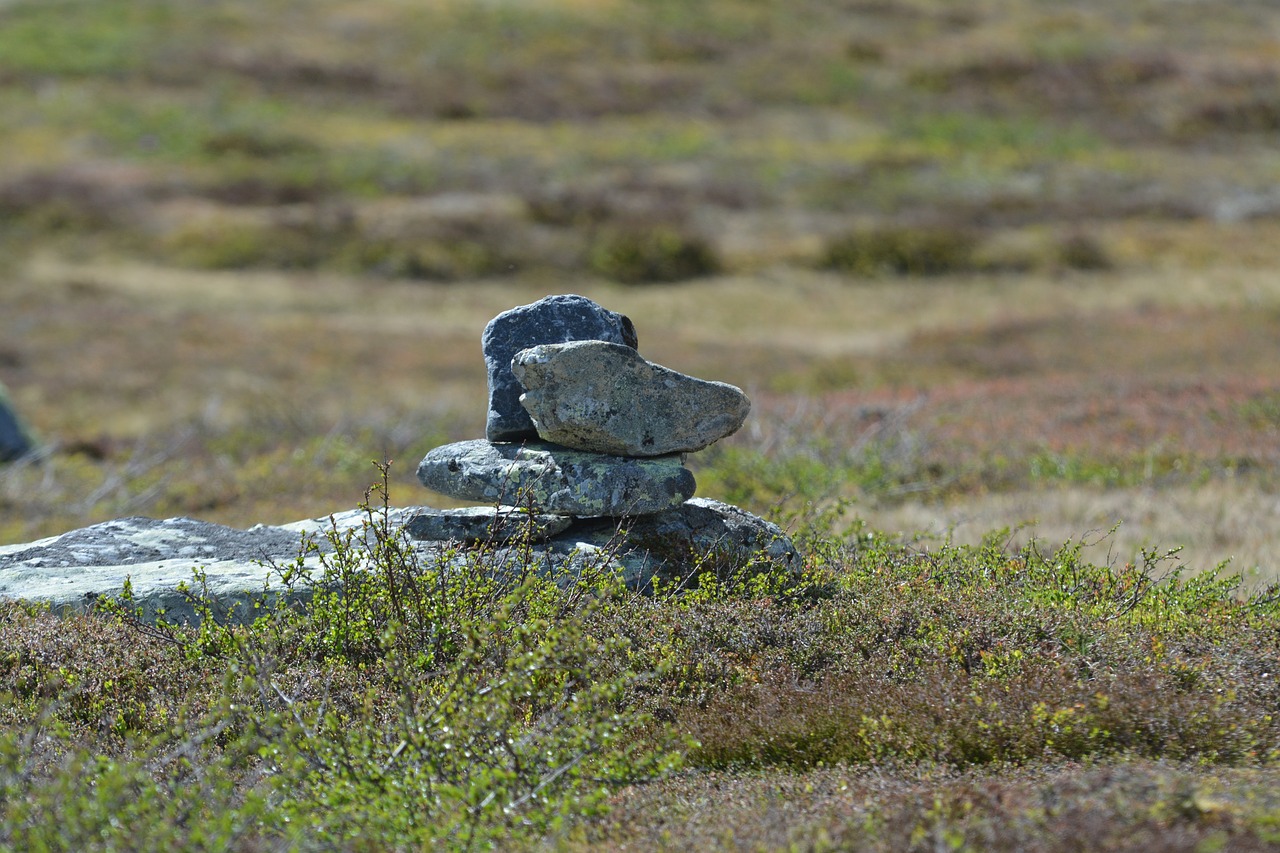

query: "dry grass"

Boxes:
[863, 483, 1280, 591]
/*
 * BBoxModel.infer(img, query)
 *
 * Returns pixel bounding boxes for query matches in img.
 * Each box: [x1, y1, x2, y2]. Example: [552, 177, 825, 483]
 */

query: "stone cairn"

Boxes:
[406, 294, 798, 588]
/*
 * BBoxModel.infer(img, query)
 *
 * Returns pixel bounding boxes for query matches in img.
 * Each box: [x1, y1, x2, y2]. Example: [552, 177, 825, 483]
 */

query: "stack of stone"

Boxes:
[408, 294, 796, 585]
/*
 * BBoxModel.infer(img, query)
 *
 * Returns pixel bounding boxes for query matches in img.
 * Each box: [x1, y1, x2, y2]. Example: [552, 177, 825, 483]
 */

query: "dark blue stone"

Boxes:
[0, 383, 33, 463]
[482, 294, 637, 441]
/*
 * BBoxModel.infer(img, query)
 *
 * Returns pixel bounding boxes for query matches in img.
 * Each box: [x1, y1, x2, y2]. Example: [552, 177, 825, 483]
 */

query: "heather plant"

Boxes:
[679, 529, 1280, 773]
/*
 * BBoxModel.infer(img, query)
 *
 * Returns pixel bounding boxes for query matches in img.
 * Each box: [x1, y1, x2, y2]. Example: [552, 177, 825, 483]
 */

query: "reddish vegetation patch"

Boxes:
[917, 374, 1280, 463]
[902, 307, 1280, 383]
[752, 307, 1280, 488]
[790, 374, 1280, 481]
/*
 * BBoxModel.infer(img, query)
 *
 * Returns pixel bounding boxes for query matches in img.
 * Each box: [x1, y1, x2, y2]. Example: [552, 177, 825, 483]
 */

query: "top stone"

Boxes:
[483, 294, 638, 442]
[512, 340, 751, 456]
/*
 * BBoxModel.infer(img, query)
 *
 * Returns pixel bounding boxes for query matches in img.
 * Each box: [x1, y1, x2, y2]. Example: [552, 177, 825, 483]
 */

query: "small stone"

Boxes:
[0, 381, 35, 463]
[416, 439, 694, 516]
[483, 295, 638, 442]
[404, 506, 573, 543]
[512, 340, 750, 456]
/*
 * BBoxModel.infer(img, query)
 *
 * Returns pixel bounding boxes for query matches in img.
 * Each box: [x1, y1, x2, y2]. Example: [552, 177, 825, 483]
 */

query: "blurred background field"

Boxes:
[2, 0, 1280, 582]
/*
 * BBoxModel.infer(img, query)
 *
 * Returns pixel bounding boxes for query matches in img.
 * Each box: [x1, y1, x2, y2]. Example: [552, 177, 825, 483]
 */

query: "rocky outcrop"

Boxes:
[0, 501, 797, 624]
[416, 439, 695, 516]
[483, 294, 638, 442]
[0, 514, 356, 625]
[512, 340, 750, 456]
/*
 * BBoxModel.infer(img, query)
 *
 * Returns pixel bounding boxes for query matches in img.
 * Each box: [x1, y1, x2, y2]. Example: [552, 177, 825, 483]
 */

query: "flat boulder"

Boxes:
[628, 498, 799, 570]
[483, 294, 638, 442]
[416, 439, 694, 516]
[0, 515, 330, 625]
[0, 503, 797, 624]
[0, 515, 308, 569]
[404, 506, 573, 543]
[512, 340, 750, 456]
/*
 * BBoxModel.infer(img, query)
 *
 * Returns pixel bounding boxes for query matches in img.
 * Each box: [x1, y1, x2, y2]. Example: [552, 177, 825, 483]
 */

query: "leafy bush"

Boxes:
[1056, 232, 1112, 271]
[588, 225, 720, 284]
[163, 220, 326, 270]
[821, 226, 980, 277]
[680, 530, 1280, 771]
[336, 236, 517, 281]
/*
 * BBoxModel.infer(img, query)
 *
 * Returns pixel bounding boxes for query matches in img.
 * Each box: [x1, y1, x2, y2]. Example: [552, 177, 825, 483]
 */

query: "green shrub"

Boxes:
[689, 658, 1276, 770]
[821, 226, 980, 277]
[163, 220, 327, 270]
[337, 237, 516, 281]
[0, 719, 270, 851]
[588, 225, 720, 284]
[675, 528, 1280, 772]
[1057, 232, 1113, 271]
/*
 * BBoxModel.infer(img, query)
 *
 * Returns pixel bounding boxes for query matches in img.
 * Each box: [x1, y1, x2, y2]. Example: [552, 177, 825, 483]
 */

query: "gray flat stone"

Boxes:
[0, 515, 343, 625]
[0, 509, 572, 625]
[416, 439, 694, 516]
[0, 515, 309, 568]
[512, 340, 750, 456]
[404, 506, 573, 543]
[483, 294, 638, 442]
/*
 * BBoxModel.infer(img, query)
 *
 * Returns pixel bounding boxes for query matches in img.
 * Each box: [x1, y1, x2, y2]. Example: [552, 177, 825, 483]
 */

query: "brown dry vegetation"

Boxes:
[3, 0, 1280, 848]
